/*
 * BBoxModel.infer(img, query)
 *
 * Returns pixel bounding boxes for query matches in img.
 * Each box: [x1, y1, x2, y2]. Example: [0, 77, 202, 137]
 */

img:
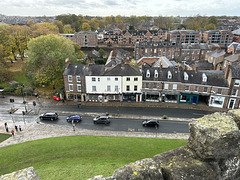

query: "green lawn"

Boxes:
[0, 134, 11, 143]
[0, 136, 187, 180]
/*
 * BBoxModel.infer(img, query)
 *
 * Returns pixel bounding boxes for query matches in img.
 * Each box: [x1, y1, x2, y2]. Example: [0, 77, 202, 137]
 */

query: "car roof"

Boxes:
[99, 116, 109, 118]
[148, 119, 159, 122]
[45, 112, 57, 115]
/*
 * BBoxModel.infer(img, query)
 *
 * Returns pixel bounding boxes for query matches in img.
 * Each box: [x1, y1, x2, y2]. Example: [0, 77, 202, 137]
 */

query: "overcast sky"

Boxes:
[1, 0, 239, 17]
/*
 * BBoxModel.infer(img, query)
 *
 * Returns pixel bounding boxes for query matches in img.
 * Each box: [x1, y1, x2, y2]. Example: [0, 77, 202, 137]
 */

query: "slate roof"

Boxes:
[196, 61, 213, 69]
[142, 67, 229, 87]
[63, 64, 105, 76]
[230, 62, 240, 78]
[135, 41, 176, 48]
[231, 28, 240, 35]
[224, 53, 240, 62]
[104, 64, 142, 76]
[228, 42, 240, 50]
[207, 50, 225, 58]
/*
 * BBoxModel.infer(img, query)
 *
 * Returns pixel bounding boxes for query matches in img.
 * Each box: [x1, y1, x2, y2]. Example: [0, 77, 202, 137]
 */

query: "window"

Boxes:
[134, 85, 137, 91]
[68, 75, 72, 82]
[185, 85, 189, 91]
[98, 78, 100, 82]
[77, 84, 81, 92]
[195, 86, 199, 92]
[146, 83, 149, 88]
[173, 84, 177, 90]
[153, 83, 157, 89]
[145, 49, 147, 53]
[115, 77, 118, 81]
[232, 89, 238, 96]
[107, 85, 111, 92]
[126, 77, 130, 81]
[154, 70, 158, 78]
[164, 84, 169, 90]
[168, 71, 172, 79]
[92, 86, 96, 92]
[184, 72, 188, 80]
[126, 85, 130, 91]
[234, 80, 240, 86]
[202, 73, 207, 82]
[92, 77, 96, 81]
[203, 87, 208, 93]
[146, 70, 150, 78]
[107, 77, 111, 81]
[134, 77, 138, 81]
[217, 88, 222, 94]
[154, 49, 157, 53]
[115, 85, 119, 92]
[76, 76, 81, 82]
[69, 84, 73, 91]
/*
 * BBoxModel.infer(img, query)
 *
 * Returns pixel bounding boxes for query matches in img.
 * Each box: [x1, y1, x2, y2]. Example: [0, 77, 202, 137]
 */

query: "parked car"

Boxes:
[39, 112, 58, 121]
[142, 119, 159, 127]
[93, 116, 110, 124]
[66, 115, 82, 122]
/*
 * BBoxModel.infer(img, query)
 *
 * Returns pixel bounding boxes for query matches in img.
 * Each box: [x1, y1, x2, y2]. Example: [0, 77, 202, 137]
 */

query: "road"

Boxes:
[0, 98, 213, 134]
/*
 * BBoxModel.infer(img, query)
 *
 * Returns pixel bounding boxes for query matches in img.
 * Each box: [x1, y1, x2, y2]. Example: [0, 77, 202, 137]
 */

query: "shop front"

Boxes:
[209, 95, 225, 108]
[122, 93, 138, 102]
[178, 93, 199, 104]
[66, 93, 82, 101]
[161, 91, 179, 103]
[142, 91, 160, 102]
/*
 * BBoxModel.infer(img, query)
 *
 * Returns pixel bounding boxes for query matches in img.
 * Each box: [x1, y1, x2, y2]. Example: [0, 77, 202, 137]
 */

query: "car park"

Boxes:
[93, 116, 110, 124]
[66, 115, 82, 122]
[39, 112, 58, 121]
[142, 119, 159, 128]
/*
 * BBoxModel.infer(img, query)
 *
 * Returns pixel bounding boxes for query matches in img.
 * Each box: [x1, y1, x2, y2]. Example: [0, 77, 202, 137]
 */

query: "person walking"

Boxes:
[11, 129, 14, 136]
[72, 123, 76, 131]
[15, 125, 18, 132]
[4, 123, 8, 132]
[19, 125, 22, 131]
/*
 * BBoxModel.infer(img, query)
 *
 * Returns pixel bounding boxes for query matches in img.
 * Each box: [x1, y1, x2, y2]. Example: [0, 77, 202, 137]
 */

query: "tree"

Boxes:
[26, 34, 76, 87]
[63, 24, 74, 33]
[82, 23, 91, 31]
[53, 20, 64, 33]
[115, 15, 123, 23]
[98, 49, 106, 58]
[204, 23, 217, 31]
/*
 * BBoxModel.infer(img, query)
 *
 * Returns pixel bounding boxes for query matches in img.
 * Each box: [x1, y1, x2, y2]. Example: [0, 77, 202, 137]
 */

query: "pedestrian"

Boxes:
[19, 125, 22, 131]
[72, 123, 76, 131]
[11, 129, 14, 136]
[4, 123, 8, 132]
[15, 125, 18, 132]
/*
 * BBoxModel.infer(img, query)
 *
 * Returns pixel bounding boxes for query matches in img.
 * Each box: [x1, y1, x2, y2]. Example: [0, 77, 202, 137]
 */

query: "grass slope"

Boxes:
[0, 136, 187, 180]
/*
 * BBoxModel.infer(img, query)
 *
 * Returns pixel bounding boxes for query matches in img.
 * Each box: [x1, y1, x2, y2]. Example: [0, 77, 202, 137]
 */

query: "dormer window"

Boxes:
[146, 70, 150, 78]
[202, 73, 207, 82]
[168, 71, 172, 79]
[154, 70, 158, 78]
[184, 72, 188, 81]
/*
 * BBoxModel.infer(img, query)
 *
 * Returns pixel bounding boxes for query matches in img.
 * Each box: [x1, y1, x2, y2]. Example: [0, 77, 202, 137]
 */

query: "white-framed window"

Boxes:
[107, 85, 111, 92]
[134, 85, 137, 91]
[107, 77, 111, 81]
[154, 70, 158, 78]
[234, 80, 240, 86]
[145, 49, 147, 53]
[184, 72, 188, 81]
[173, 84, 177, 90]
[146, 70, 150, 78]
[195, 86, 199, 92]
[185, 85, 189, 91]
[69, 84, 73, 91]
[115, 77, 118, 81]
[126, 85, 130, 91]
[134, 77, 138, 81]
[77, 84, 81, 92]
[232, 89, 238, 96]
[203, 87, 208, 93]
[145, 83, 149, 88]
[68, 75, 72, 82]
[168, 71, 172, 79]
[92, 86, 96, 92]
[92, 77, 96, 81]
[217, 88, 222, 94]
[153, 83, 157, 89]
[154, 49, 157, 53]
[164, 84, 169, 90]
[115, 85, 119, 92]
[126, 77, 130, 81]
[202, 73, 207, 82]
[76, 76, 81, 82]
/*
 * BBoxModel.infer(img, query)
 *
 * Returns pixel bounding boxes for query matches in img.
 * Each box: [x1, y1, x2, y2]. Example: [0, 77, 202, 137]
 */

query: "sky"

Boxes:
[0, 0, 240, 17]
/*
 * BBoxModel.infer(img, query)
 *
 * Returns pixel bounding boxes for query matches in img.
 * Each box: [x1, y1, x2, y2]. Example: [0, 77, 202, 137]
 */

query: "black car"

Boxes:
[93, 116, 110, 124]
[39, 112, 58, 121]
[142, 119, 159, 127]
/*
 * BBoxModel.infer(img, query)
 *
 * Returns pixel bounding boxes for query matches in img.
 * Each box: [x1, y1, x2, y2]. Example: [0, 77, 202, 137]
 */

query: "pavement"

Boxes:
[0, 95, 223, 148]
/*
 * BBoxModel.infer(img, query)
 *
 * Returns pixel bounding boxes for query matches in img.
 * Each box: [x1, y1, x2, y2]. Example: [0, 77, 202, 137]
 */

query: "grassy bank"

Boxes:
[0, 136, 187, 179]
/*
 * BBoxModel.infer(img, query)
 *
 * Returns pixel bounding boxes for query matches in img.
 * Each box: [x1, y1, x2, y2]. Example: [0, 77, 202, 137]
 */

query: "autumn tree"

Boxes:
[26, 34, 76, 87]
[82, 23, 91, 31]
[53, 20, 64, 33]
[63, 24, 74, 33]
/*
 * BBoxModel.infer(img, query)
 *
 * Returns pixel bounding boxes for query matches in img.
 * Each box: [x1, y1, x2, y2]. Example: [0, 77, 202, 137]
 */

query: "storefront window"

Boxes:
[68, 94, 74, 100]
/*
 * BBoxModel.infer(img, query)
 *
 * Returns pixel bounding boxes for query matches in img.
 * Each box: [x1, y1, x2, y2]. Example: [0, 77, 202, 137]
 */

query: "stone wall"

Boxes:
[0, 167, 40, 180]
[89, 110, 240, 180]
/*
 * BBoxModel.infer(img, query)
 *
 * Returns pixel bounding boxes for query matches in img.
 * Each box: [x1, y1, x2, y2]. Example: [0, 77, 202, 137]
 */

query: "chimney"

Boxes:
[194, 64, 198, 72]
[225, 62, 230, 79]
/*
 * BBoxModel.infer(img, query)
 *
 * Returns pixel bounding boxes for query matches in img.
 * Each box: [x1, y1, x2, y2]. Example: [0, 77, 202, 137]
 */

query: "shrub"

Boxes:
[162, 115, 168, 119]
